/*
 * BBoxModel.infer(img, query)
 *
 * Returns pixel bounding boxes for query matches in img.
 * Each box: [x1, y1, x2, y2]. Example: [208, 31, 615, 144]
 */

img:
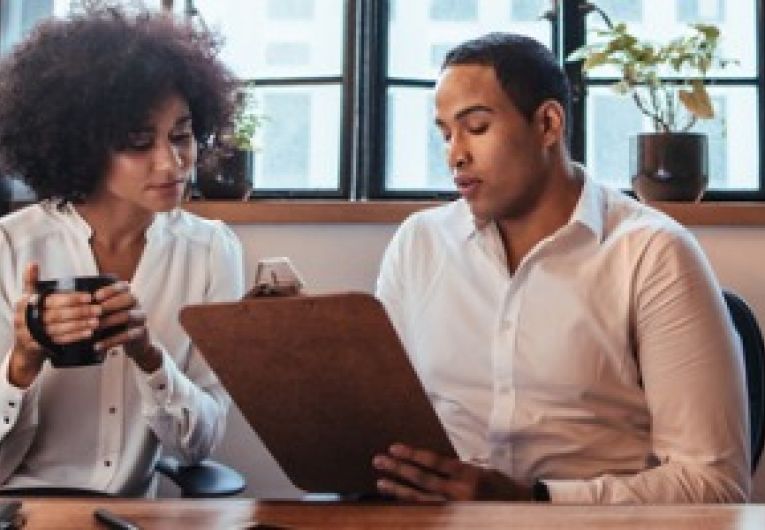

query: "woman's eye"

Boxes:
[125, 132, 154, 151]
[170, 132, 193, 145]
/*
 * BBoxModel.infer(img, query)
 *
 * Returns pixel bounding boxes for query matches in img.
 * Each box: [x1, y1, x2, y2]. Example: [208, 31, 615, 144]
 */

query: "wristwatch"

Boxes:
[531, 480, 551, 502]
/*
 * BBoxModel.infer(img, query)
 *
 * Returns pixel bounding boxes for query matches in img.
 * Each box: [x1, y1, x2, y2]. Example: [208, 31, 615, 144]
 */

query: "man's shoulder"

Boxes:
[600, 184, 689, 242]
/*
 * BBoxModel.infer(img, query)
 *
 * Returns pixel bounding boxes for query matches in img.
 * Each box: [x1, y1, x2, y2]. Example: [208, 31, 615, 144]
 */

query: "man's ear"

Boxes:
[534, 100, 565, 148]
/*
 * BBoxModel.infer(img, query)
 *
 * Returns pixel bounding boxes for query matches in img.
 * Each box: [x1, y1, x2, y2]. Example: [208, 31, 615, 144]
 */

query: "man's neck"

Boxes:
[497, 161, 584, 273]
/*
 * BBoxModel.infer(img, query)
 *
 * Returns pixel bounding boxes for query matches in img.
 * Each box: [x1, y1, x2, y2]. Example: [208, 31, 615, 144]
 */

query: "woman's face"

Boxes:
[98, 93, 196, 213]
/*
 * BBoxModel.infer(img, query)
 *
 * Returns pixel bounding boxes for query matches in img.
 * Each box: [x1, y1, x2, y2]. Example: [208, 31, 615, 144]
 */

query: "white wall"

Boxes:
[172, 222, 765, 501]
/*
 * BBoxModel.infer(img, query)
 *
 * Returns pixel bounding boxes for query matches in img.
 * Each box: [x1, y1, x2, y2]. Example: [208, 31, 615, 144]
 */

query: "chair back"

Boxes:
[723, 290, 765, 472]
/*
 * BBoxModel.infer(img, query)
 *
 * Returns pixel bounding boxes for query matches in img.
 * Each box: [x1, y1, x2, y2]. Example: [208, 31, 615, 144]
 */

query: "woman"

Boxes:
[0, 8, 244, 496]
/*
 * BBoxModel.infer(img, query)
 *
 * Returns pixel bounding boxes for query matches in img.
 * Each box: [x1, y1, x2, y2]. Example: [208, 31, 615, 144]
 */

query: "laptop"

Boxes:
[179, 292, 456, 495]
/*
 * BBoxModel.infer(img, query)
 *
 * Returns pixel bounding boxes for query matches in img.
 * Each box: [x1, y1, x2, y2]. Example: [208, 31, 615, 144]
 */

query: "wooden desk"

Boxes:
[10, 499, 765, 529]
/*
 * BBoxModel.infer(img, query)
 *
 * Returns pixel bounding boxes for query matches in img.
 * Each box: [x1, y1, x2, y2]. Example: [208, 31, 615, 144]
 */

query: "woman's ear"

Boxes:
[534, 100, 565, 148]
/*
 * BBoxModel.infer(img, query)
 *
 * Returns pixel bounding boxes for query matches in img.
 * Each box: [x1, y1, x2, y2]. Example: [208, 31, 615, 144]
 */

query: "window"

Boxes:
[582, 0, 759, 196]
[1, 0, 763, 201]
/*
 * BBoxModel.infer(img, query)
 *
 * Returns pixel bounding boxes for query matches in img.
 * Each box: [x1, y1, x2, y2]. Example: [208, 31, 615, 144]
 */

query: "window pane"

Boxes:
[253, 85, 342, 190]
[193, 0, 343, 79]
[586, 85, 759, 191]
[585, 0, 756, 78]
[430, 0, 478, 21]
[385, 87, 452, 192]
[389, 0, 551, 80]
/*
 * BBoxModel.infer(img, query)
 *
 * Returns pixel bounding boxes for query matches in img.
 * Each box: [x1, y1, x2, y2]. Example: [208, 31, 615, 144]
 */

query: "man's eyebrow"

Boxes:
[454, 105, 494, 121]
[435, 105, 494, 128]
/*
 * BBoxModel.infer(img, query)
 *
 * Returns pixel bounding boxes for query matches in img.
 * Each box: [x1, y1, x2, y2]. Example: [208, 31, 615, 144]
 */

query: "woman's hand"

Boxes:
[92, 281, 162, 373]
[373, 443, 533, 502]
[9, 263, 101, 388]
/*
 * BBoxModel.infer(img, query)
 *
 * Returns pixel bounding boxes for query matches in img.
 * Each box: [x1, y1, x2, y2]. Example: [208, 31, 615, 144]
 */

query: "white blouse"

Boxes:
[0, 202, 244, 496]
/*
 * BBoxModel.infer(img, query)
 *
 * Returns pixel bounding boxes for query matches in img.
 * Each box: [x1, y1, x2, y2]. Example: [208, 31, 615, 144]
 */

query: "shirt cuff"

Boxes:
[544, 478, 600, 504]
[0, 349, 39, 435]
[134, 344, 192, 415]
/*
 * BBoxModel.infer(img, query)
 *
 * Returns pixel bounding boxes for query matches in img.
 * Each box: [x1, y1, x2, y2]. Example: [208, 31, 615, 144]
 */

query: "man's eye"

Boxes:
[468, 123, 489, 135]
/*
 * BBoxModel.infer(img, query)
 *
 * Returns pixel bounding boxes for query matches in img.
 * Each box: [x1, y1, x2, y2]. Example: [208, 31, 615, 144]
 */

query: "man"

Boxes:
[372, 33, 750, 503]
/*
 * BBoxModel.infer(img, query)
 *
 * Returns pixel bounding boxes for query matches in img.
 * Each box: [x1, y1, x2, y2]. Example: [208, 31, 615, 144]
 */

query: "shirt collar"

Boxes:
[567, 164, 605, 243]
[457, 163, 606, 244]
[43, 200, 172, 243]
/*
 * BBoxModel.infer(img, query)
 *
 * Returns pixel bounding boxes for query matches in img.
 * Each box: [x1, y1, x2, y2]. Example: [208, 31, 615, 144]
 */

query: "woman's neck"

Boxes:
[75, 200, 155, 252]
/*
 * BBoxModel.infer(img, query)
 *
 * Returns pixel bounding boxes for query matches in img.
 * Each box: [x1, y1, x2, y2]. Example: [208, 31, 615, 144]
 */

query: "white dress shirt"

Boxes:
[0, 202, 244, 496]
[376, 175, 751, 503]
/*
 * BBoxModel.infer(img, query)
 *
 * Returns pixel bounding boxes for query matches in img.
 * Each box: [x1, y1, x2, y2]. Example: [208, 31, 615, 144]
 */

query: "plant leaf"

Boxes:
[678, 80, 714, 119]
[583, 51, 610, 70]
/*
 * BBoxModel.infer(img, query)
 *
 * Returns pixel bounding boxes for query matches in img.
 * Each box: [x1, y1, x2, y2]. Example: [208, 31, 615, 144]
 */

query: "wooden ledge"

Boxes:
[183, 200, 765, 226]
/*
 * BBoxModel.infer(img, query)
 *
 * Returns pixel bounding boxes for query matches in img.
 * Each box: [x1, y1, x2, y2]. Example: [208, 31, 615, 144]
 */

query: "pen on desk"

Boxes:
[93, 508, 141, 530]
[0, 501, 21, 523]
[0, 500, 22, 530]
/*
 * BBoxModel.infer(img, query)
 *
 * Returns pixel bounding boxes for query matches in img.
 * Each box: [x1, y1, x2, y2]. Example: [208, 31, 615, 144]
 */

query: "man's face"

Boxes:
[434, 64, 552, 222]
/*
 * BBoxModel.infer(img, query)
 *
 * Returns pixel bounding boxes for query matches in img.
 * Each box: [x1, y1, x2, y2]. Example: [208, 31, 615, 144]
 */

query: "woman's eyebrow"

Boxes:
[174, 115, 192, 127]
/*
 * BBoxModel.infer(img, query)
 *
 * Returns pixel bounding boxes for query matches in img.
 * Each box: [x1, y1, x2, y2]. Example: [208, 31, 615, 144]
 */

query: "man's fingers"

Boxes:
[389, 444, 458, 477]
[373, 454, 449, 495]
[376, 478, 446, 502]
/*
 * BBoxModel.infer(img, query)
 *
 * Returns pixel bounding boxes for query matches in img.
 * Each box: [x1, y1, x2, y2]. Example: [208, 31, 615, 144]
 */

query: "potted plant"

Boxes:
[195, 82, 263, 200]
[568, 18, 736, 201]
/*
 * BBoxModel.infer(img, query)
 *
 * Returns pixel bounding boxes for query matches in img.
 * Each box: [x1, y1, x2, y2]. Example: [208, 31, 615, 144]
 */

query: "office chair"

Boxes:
[0, 457, 245, 498]
[723, 290, 765, 472]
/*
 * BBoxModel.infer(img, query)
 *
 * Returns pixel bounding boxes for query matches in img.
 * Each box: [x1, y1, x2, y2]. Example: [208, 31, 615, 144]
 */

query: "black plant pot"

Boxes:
[630, 132, 708, 202]
[195, 148, 253, 200]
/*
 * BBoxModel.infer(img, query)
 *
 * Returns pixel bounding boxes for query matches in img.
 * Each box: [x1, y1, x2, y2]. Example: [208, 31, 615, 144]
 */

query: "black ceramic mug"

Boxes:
[24, 275, 123, 368]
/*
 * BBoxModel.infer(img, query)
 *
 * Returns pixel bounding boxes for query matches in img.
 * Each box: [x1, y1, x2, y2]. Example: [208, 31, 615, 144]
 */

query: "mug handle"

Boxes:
[24, 292, 58, 352]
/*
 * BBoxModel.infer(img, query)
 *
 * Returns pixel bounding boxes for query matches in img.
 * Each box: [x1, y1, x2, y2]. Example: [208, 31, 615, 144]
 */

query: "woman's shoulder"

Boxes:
[0, 203, 61, 243]
[158, 208, 240, 248]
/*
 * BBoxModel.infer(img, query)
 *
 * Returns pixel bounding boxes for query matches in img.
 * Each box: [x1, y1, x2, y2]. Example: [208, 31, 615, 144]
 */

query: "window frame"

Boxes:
[364, 0, 765, 201]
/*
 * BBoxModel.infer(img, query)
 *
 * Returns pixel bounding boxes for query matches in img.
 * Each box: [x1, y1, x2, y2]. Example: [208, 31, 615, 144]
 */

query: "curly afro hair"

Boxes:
[0, 8, 237, 203]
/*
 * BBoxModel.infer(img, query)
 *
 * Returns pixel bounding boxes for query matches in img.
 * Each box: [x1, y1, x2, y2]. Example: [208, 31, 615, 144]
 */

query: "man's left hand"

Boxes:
[372, 443, 533, 501]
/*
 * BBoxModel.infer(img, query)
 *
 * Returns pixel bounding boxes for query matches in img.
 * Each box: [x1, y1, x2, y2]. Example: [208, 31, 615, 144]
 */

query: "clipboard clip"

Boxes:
[246, 257, 304, 298]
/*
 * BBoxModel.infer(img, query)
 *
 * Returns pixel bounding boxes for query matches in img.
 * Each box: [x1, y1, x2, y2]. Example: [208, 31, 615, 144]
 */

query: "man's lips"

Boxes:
[454, 175, 482, 197]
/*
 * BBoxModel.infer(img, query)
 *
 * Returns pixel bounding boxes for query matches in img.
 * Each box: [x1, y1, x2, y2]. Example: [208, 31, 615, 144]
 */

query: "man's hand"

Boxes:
[372, 443, 534, 501]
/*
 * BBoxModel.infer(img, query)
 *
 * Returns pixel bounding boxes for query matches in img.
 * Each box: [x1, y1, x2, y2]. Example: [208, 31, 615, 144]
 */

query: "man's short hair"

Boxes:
[442, 32, 572, 140]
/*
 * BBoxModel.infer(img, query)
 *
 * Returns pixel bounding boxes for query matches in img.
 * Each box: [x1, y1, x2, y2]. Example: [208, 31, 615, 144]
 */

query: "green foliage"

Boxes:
[568, 22, 736, 132]
[220, 82, 265, 151]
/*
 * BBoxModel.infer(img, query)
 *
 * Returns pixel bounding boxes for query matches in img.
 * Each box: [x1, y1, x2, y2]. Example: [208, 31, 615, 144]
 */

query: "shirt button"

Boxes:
[111, 350, 118, 357]
[108, 407, 116, 414]
[104, 460, 111, 467]
[8, 402, 15, 408]
[3, 417, 9, 424]
[157, 383, 166, 391]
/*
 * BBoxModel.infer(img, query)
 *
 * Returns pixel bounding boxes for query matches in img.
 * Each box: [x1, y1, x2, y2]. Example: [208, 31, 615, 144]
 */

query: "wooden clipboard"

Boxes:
[180, 292, 456, 495]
